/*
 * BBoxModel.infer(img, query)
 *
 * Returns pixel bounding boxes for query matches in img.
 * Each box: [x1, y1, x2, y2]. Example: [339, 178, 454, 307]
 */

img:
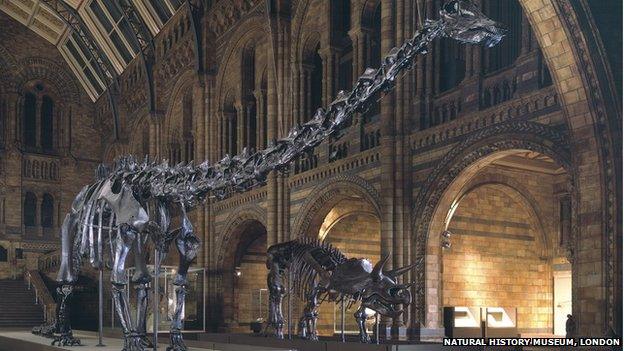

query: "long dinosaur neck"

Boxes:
[194, 19, 445, 201]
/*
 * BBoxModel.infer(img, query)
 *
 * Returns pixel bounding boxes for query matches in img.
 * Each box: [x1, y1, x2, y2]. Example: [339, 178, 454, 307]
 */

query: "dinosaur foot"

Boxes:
[122, 332, 147, 351]
[359, 334, 371, 343]
[51, 332, 82, 346]
[166, 331, 187, 351]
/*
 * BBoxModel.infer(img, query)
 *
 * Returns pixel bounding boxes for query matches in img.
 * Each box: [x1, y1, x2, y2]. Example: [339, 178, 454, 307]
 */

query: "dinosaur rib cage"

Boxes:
[287, 238, 348, 303]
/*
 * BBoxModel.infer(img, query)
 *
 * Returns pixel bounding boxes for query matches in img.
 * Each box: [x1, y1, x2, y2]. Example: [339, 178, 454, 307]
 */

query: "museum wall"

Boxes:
[444, 184, 552, 333]
[0, 0, 619, 339]
[0, 12, 101, 280]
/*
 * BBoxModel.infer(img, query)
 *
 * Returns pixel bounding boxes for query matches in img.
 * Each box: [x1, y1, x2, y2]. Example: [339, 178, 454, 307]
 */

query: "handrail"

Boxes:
[24, 270, 57, 323]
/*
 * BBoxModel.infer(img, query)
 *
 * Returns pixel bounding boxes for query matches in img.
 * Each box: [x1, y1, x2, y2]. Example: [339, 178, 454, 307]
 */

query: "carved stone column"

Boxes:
[235, 102, 245, 154]
[319, 47, 338, 106]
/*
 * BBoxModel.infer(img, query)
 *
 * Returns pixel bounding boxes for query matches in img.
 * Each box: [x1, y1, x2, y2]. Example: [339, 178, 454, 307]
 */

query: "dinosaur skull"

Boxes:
[440, 0, 506, 48]
[360, 256, 414, 318]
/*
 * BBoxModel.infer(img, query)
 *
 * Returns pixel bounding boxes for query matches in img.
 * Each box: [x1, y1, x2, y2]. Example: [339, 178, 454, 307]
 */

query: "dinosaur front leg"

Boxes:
[168, 210, 200, 351]
[50, 213, 81, 346]
[112, 224, 145, 351]
[354, 305, 370, 343]
[303, 286, 321, 341]
[267, 262, 285, 339]
[51, 285, 81, 346]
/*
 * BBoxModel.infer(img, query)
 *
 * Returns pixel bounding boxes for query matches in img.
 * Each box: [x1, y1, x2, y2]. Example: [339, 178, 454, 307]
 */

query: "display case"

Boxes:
[114, 265, 206, 333]
[484, 307, 517, 337]
[443, 306, 482, 338]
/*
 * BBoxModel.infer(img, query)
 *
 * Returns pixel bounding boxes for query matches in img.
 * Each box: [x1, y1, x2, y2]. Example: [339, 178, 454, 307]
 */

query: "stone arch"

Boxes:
[217, 205, 267, 271]
[0, 45, 19, 90]
[291, 0, 319, 63]
[291, 175, 381, 238]
[215, 205, 267, 330]
[162, 70, 197, 163]
[16, 57, 81, 104]
[214, 16, 268, 110]
[515, 0, 620, 334]
[359, 0, 381, 29]
[410, 121, 574, 329]
[449, 174, 551, 254]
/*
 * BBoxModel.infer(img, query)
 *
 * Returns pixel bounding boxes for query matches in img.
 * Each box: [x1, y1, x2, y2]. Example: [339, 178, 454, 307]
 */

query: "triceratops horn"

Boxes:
[372, 255, 390, 280]
[385, 262, 418, 278]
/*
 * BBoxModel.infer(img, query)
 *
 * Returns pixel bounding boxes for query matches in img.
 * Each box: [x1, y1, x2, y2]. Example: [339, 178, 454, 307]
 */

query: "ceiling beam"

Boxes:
[116, 0, 156, 113]
[40, 0, 121, 139]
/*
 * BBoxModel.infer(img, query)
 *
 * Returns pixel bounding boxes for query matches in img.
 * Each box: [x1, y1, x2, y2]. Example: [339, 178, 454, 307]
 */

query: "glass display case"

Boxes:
[114, 265, 206, 333]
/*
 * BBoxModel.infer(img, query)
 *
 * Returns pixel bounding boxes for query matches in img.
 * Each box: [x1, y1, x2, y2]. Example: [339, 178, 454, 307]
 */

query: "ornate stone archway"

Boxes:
[410, 121, 574, 331]
[291, 174, 381, 239]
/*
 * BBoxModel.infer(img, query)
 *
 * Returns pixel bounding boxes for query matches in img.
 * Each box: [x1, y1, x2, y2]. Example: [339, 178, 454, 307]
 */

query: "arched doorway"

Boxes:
[424, 149, 573, 337]
[221, 218, 268, 333]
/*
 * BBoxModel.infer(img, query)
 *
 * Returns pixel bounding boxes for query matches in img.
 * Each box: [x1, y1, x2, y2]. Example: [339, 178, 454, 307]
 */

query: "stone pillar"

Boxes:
[379, 0, 396, 338]
[254, 89, 267, 149]
[235, 102, 245, 154]
[349, 27, 369, 80]
[266, 57, 278, 247]
[319, 47, 338, 106]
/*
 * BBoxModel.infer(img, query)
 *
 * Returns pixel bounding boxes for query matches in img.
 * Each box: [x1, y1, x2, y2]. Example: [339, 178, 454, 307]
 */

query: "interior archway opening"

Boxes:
[225, 220, 268, 333]
[428, 150, 572, 337]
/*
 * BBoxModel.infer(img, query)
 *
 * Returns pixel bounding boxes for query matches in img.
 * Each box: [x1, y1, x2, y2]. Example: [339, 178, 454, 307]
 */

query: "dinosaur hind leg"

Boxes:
[112, 223, 145, 351]
[167, 222, 200, 351]
[132, 232, 152, 348]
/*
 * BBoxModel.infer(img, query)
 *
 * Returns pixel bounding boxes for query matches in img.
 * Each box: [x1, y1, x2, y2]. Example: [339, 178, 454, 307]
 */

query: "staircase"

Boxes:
[0, 279, 44, 328]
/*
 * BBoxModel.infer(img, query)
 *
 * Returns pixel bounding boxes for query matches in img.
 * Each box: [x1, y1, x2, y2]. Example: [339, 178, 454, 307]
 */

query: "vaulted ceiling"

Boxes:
[0, 0, 182, 101]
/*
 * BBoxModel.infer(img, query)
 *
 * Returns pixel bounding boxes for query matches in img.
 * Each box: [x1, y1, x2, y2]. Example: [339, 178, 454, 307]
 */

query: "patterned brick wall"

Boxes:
[232, 234, 267, 332]
[443, 184, 552, 333]
[316, 211, 381, 336]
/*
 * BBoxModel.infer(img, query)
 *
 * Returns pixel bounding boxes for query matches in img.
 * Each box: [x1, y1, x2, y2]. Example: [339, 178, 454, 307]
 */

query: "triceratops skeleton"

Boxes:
[266, 238, 420, 342]
[40, 1, 503, 350]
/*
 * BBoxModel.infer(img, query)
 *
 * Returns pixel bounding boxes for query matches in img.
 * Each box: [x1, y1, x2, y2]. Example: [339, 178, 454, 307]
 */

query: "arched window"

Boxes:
[438, 37, 465, 93]
[333, 0, 353, 92]
[241, 46, 257, 150]
[0, 246, 7, 262]
[223, 94, 237, 157]
[306, 43, 323, 119]
[41, 95, 54, 151]
[23, 93, 37, 148]
[483, 0, 522, 74]
[41, 193, 54, 228]
[364, 3, 382, 120]
[260, 72, 268, 149]
[24, 192, 37, 227]
[182, 91, 194, 162]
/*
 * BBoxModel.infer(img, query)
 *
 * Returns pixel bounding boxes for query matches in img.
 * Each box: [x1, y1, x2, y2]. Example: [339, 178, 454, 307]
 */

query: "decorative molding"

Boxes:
[215, 204, 267, 270]
[410, 120, 573, 322]
[555, 1, 620, 334]
[291, 174, 381, 238]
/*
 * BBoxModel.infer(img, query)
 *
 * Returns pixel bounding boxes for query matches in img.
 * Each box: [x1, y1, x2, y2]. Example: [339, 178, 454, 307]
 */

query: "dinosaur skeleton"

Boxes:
[266, 238, 421, 342]
[39, 1, 503, 350]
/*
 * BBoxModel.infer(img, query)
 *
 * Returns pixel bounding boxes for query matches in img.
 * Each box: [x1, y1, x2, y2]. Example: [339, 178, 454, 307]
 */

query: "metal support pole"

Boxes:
[153, 250, 160, 350]
[287, 268, 292, 340]
[375, 313, 380, 345]
[96, 268, 105, 346]
[340, 299, 345, 342]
